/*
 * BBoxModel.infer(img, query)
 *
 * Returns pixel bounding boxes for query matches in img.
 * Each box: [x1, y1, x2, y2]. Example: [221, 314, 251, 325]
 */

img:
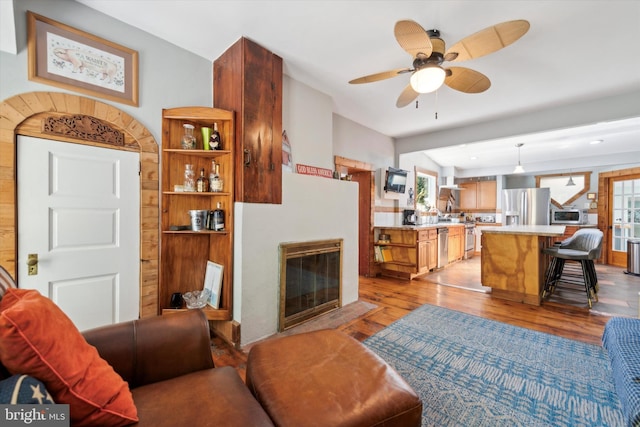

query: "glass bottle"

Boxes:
[181, 124, 196, 149]
[196, 168, 209, 192]
[209, 123, 222, 150]
[183, 164, 195, 192]
[209, 160, 223, 192]
[213, 202, 225, 231]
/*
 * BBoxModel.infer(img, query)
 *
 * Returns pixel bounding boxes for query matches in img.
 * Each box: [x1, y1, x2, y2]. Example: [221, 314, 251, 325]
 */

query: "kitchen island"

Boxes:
[480, 225, 566, 305]
[374, 224, 466, 279]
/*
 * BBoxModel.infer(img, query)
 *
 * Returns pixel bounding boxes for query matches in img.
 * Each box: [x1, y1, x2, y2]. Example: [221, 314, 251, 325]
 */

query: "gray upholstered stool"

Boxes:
[542, 228, 603, 308]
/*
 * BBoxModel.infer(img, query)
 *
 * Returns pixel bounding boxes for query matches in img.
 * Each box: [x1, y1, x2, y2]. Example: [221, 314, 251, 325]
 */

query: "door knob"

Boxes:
[27, 253, 38, 276]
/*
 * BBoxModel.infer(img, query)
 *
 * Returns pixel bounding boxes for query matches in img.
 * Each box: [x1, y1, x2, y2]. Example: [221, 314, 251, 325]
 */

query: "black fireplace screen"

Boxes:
[279, 239, 342, 331]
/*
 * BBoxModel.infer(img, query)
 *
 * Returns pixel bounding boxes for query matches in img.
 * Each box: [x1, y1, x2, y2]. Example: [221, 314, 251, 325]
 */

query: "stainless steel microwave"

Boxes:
[551, 209, 588, 225]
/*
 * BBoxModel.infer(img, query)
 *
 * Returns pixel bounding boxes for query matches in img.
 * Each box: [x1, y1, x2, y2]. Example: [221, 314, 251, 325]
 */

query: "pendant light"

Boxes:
[566, 170, 576, 186]
[513, 143, 525, 174]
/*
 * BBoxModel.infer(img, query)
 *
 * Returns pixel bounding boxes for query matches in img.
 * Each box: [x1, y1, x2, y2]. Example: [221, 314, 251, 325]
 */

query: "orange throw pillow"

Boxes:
[0, 288, 138, 426]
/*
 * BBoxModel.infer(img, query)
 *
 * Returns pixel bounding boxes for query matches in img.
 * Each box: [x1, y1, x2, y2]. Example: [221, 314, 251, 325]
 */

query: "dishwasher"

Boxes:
[437, 227, 449, 269]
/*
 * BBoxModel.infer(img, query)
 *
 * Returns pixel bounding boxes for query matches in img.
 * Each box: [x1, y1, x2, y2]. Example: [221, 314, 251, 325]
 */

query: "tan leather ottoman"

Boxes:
[246, 329, 422, 427]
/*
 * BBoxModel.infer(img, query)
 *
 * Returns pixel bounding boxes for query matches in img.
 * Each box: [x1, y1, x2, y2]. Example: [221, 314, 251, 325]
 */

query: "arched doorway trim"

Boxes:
[0, 91, 159, 317]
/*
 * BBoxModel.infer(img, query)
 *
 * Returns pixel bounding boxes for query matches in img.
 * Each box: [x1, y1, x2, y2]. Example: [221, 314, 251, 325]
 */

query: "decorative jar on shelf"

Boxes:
[184, 164, 195, 192]
[181, 124, 196, 149]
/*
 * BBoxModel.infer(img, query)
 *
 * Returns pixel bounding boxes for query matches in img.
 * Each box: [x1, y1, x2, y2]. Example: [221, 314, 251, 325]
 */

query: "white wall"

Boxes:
[233, 76, 361, 345]
[284, 77, 334, 170]
[332, 114, 400, 225]
[234, 174, 358, 345]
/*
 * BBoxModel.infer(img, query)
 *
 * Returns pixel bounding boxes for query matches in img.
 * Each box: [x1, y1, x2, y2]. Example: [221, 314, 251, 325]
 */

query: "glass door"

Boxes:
[611, 176, 640, 266]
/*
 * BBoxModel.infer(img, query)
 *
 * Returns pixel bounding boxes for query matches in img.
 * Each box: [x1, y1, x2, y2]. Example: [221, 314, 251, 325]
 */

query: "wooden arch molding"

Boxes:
[0, 92, 159, 318]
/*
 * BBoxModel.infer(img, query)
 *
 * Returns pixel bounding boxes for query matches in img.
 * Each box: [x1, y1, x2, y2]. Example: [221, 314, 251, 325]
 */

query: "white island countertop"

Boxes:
[479, 225, 566, 237]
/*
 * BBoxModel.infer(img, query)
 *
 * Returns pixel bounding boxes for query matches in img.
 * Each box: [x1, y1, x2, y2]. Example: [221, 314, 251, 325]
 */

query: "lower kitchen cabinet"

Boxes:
[448, 225, 465, 263]
[418, 229, 438, 274]
[373, 227, 438, 279]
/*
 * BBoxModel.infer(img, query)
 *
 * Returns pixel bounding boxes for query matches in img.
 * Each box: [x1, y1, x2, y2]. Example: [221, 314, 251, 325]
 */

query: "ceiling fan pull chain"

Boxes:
[435, 90, 439, 120]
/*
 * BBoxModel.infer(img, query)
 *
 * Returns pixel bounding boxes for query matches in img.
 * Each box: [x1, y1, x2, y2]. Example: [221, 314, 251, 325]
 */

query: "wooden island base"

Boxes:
[480, 225, 566, 306]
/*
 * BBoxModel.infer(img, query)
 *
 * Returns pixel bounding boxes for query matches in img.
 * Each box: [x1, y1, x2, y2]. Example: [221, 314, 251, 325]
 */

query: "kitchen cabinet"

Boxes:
[478, 181, 497, 209]
[213, 37, 283, 204]
[448, 225, 465, 263]
[374, 227, 437, 279]
[459, 183, 477, 210]
[418, 229, 438, 274]
[459, 181, 497, 211]
[160, 107, 234, 322]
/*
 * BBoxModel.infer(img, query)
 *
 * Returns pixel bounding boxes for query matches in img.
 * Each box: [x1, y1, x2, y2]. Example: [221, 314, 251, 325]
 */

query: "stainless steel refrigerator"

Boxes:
[502, 188, 550, 225]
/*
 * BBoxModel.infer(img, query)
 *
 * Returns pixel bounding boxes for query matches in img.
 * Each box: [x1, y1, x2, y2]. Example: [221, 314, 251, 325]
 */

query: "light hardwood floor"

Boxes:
[212, 257, 639, 379]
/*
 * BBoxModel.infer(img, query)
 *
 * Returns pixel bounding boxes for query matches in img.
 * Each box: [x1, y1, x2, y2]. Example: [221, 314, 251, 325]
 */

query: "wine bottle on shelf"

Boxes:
[196, 168, 209, 192]
[213, 202, 225, 231]
[209, 123, 222, 150]
[209, 161, 223, 192]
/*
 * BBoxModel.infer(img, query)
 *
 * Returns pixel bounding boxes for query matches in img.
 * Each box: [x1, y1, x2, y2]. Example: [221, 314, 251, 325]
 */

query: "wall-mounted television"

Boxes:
[384, 167, 408, 194]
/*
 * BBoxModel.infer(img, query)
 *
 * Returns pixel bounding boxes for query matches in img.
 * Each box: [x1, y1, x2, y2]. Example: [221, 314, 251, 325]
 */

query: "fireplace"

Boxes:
[279, 239, 342, 331]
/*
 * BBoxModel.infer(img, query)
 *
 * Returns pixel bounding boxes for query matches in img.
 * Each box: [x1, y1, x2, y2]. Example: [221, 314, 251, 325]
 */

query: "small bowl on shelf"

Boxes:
[378, 234, 391, 244]
[182, 289, 211, 309]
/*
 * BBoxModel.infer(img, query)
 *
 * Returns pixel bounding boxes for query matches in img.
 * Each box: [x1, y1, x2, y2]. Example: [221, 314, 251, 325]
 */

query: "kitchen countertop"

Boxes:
[479, 225, 566, 236]
[374, 223, 467, 230]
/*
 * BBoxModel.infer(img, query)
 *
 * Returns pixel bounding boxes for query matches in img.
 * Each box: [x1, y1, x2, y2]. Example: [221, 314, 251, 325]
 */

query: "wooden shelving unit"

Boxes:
[160, 107, 234, 321]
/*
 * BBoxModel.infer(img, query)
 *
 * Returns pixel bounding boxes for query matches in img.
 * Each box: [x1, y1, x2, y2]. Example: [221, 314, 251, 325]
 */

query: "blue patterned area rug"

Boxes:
[364, 304, 624, 426]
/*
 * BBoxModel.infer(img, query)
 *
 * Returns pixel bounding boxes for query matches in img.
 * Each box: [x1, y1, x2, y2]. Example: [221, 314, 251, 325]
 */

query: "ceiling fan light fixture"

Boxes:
[410, 65, 446, 93]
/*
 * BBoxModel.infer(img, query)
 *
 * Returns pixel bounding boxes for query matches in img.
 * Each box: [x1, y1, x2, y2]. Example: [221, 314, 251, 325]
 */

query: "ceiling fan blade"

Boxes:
[394, 20, 433, 58]
[444, 67, 491, 93]
[349, 68, 411, 84]
[445, 20, 530, 62]
[396, 84, 419, 108]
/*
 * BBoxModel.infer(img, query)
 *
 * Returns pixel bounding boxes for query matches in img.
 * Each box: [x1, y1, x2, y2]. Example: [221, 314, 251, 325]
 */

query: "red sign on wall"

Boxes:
[296, 163, 334, 179]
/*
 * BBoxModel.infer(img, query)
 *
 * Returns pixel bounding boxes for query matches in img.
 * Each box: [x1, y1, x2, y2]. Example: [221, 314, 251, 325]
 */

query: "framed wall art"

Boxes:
[27, 11, 139, 106]
[203, 261, 224, 309]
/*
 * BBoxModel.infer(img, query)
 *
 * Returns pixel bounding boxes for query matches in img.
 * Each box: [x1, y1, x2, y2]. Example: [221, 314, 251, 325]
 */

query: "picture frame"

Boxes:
[203, 261, 224, 309]
[282, 130, 293, 173]
[587, 192, 597, 200]
[27, 11, 139, 106]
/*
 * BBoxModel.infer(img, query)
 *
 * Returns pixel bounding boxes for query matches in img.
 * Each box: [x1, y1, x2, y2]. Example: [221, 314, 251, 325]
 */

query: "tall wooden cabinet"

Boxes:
[213, 37, 283, 204]
[160, 107, 234, 321]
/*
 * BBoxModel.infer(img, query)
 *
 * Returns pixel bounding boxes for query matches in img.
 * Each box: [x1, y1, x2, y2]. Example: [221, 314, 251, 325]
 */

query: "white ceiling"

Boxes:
[73, 0, 640, 172]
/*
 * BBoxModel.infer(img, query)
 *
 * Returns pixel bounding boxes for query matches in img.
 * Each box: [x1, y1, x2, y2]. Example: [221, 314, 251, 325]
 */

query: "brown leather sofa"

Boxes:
[1, 307, 422, 426]
[80, 309, 273, 426]
[90, 310, 423, 427]
[85, 310, 422, 427]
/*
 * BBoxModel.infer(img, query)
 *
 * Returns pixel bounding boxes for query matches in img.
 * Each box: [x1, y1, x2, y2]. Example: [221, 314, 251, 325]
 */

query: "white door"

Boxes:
[17, 136, 140, 331]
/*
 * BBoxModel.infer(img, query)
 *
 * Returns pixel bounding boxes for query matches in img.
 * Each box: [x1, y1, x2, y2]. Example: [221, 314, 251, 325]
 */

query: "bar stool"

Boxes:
[541, 228, 604, 308]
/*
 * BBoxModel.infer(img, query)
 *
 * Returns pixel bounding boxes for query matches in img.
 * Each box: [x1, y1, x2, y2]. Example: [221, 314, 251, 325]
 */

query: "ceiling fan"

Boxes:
[349, 19, 530, 108]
